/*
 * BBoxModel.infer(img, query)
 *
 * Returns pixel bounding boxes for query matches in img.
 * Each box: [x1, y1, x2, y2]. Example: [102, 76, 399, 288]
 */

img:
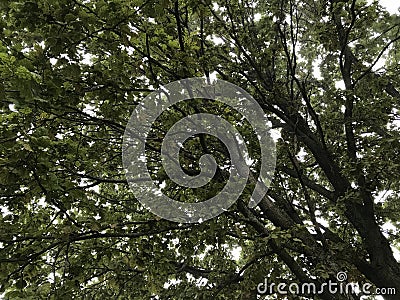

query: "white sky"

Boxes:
[379, 0, 400, 14]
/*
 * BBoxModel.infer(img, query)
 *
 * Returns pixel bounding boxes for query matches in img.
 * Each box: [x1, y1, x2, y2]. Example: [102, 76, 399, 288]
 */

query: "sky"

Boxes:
[379, 0, 400, 14]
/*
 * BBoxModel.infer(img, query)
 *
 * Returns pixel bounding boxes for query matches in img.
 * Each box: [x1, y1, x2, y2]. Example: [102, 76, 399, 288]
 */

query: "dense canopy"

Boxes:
[1, 0, 400, 299]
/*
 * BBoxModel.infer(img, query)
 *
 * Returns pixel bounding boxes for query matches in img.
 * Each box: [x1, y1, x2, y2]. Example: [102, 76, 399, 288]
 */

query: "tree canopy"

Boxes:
[1, 0, 400, 299]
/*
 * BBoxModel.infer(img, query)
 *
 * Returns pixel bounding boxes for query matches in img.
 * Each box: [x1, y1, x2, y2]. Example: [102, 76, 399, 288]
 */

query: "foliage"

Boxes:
[1, 0, 400, 299]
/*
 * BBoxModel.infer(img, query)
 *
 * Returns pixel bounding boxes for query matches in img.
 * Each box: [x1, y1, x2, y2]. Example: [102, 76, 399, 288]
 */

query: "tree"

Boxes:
[1, 0, 400, 299]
